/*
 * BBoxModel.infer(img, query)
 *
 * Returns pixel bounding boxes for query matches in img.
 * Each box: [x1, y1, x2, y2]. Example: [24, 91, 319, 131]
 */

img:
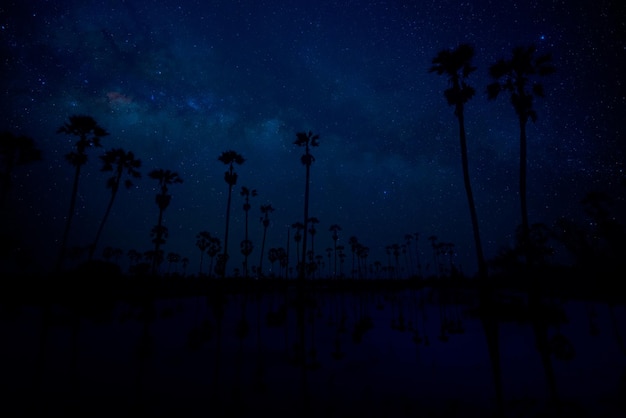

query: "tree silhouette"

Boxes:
[0, 131, 42, 206]
[294, 131, 319, 280]
[206, 235, 222, 278]
[55, 115, 109, 271]
[307, 216, 320, 277]
[166, 251, 180, 274]
[291, 222, 305, 272]
[240, 186, 257, 278]
[217, 150, 245, 278]
[487, 44, 554, 266]
[89, 148, 141, 260]
[258, 204, 275, 277]
[148, 168, 183, 276]
[349, 236, 359, 279]
[430, 43, 487, 279]
[329, 224, 341, 279]
[196, 231, 211, 275]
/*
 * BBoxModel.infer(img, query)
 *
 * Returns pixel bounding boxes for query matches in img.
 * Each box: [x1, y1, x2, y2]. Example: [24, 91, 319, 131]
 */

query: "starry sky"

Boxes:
[1, 0, 624, 276]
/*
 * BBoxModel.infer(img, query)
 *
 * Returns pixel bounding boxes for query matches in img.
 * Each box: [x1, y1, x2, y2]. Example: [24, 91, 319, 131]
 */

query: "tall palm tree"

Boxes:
[0, 131, 42, 206]
[258, 204, 275, 277]
[488, 47, 556, 409]
[240, 186, 257, 278]
[89, 148, 141, 259]
[487, 44, 554, 266]
[329, 224, 341, 279]
[217, 150, 245, 278]
[148, 168, 183, 276]
[55, 115, 109, 271]
[293, 131, 319, 280]
[430, 43, 487, 279]
[196, 231, 211, 275]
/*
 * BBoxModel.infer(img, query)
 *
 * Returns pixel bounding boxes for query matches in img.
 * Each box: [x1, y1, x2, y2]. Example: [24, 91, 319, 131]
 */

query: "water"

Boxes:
[1, 287, 624, 417]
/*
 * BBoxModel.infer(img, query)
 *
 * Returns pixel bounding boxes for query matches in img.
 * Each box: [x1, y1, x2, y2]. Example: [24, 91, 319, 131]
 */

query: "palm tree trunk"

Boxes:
[57, 164, 82, 272]
[152, 208, 164, 276]
[259, 225, 267, 276]
[457, 107, 487, 278]
[90, 184, 119, 260]
[222, 182, 233, 278]
[300, 160, 311, 281]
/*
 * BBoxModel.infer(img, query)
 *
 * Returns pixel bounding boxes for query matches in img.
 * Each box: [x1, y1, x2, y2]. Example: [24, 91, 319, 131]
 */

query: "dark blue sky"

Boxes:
[1, 0, 624, 275]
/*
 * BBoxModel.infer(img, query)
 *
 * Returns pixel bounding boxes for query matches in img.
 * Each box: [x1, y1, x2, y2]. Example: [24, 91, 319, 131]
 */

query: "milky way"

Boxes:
[1, 0, 624, 275]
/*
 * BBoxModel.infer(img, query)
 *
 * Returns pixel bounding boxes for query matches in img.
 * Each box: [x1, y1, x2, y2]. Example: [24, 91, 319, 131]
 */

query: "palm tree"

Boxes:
[293, 131, 319, 280]
[325, 247, 333, 277]
[206, 235, 222, 278]
[487, 44, 554, 266]
[291, 222, 305, 270]
[127, 249, 142, 272]
[337, 245, 346, 277]
[349, 236, 359, 279]
[166, 252, 180, 274]
[55, 115, 109, 271]
[148, 168, 183, 276]
[240, 186, 257, 278]
[494, 47, 555, 409]
[181, 257, 189, 276]
[258, 204, 275, 277]
[0, 131, 42, 206]
[357, 244, 369, 279]
[307, 216, 320, 272]
[430, 43, 487, 279]
[196, 231, 211, 275]
[89, 148, 141, 259]
[217, 150, 245, 278]
[328, 224, 341, 279]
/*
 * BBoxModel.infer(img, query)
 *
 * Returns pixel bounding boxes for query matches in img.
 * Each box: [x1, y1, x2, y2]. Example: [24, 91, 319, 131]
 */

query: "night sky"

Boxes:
[1, 0, 624, 276]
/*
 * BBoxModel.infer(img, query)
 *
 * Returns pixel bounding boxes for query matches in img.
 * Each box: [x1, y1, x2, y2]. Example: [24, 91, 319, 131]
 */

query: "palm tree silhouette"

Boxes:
[307, 216, 320, 277]
[166, 251, 180, 275]
[55, 115, 109, 271]
[0, 131, 42, 207]
[294, 131, 319, 280]
[206, 235, 222, 278]
[148, 168, 183, 276]
[349, 236, 359, 279]
[258, 203, 274, 277]
[127, 249, 142, 273]
[181, 257, 189, 276]
[487, 49, 555, 411]
[196, 231, 211, 275]
[89, 148, 141, 260]
[240, 186, 257, 278]
[217, 150, 245, 278]
[430, 43, 487, 279]
[413, 232, 422, 277]
[292, 222, 305, 272]
[487, 44, 554, 266]
[329, 224, 341, 279]
[403, 234, 414, 277]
